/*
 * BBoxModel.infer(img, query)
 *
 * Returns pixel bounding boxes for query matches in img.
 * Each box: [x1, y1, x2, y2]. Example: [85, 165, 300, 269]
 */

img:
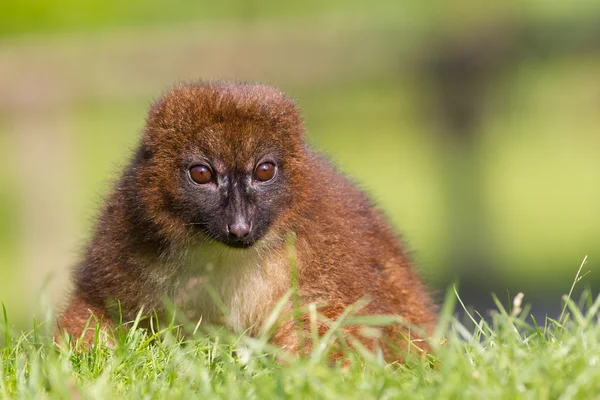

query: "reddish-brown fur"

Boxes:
[57, 81, 436, 358]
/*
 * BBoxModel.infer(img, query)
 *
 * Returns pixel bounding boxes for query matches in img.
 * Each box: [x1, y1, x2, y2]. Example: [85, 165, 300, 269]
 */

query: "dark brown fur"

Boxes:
[57, 81, 436, 358]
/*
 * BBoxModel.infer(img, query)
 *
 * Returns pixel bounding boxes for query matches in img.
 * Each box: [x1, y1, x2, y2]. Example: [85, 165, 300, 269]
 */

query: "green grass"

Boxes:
[2, 265, 600, 399]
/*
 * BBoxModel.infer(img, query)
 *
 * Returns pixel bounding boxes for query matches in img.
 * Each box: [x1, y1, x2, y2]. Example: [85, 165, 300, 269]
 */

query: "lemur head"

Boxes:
[133, 82, 307, 248]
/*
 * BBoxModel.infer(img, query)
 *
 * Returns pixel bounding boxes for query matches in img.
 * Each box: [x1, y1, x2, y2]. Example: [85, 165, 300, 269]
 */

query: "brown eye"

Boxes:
[255, 162, 276, 182]
[189, 165, 213, 184]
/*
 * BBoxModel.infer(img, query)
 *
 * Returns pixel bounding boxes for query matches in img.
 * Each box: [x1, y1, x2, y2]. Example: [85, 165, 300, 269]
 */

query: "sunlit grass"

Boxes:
[2, 260, 600, 399]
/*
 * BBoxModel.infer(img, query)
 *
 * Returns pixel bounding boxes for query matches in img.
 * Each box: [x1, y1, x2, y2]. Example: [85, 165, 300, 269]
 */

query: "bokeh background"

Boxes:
[1, 0, 599, 330]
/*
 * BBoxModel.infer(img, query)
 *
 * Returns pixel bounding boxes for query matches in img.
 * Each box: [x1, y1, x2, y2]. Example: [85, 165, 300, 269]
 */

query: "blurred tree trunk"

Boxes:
[422, 24, 517, 290]
[419, 14, 600, 307]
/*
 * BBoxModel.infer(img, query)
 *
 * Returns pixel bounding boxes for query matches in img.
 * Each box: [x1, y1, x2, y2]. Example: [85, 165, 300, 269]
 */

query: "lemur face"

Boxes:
[137, 82, 305, 247]
[177, 141, 289, 248]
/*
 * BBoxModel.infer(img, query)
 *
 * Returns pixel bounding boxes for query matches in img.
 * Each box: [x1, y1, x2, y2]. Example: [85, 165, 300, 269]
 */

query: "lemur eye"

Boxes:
[189, 165, 213, 184]
[255, 162, 276, 182]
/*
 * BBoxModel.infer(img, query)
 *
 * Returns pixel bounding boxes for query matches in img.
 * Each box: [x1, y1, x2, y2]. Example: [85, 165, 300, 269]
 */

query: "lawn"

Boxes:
[2, 0, 600, 329]
[2, 263, 599, 399]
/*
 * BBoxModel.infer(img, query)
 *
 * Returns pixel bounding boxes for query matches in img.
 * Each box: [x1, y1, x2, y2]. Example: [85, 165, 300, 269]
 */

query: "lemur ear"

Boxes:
[133, 143, 153, 163]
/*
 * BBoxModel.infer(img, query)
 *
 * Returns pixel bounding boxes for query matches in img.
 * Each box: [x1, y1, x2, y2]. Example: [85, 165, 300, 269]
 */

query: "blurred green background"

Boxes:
[1, 0, 599, 329]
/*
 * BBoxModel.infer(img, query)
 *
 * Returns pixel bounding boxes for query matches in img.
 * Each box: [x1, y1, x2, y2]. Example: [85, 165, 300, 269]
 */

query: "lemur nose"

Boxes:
[228, 222, 251, 239]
